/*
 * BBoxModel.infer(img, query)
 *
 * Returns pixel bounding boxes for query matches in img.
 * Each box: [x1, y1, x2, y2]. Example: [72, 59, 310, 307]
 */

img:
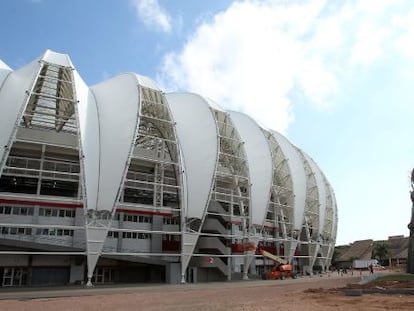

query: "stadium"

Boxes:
[0, 50, 337, 287]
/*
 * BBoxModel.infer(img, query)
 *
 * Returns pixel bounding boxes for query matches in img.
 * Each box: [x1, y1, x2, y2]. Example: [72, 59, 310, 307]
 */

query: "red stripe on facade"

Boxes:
[0, 198, 83, 209]
[116, 208, 172, 217]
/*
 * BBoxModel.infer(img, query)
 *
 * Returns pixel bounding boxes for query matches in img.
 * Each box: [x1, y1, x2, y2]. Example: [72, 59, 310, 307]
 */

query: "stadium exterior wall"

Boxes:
[0, 50, 337, 286]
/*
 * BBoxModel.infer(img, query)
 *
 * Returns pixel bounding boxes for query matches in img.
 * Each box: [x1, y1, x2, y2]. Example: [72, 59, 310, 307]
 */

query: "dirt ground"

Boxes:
[0, 273, 413, 311]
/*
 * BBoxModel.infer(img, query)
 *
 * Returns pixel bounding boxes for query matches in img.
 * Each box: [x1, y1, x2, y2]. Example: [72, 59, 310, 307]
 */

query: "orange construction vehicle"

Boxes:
[261, 249, 297, 280]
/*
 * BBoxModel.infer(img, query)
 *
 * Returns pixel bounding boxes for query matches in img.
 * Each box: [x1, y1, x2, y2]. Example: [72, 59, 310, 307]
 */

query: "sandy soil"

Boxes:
[0, 273, 413, 311]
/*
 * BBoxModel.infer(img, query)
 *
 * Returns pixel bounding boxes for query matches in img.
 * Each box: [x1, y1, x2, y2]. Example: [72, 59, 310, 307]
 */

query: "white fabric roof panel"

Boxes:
[0, 59, 41, 167]
[0, 68, 11, 91]
[42, 49, 74, 68]
[229, 111, 272, 227]
[330, 186, 338, 239]
[166, 92, 218, 220]
[204, 97, 226, 112]
[302, 152, 327, 235]
[134, 73, 161, 91]
[90, 73, 140, 212]
[0, 59, 11, 71]
[74, 70, 100, 212]
[270, 131, 307, 231]
[0, 60, 13, 118]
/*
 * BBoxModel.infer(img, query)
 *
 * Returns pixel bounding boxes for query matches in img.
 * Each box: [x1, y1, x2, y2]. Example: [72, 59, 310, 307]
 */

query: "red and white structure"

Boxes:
[0, 50, 337, 286]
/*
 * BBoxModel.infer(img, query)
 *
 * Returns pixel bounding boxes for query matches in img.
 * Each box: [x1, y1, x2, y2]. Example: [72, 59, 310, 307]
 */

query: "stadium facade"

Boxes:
[0, 50, 337, 287]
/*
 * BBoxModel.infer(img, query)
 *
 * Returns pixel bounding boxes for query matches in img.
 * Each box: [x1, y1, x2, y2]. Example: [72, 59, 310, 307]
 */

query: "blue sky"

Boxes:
[1, 0, 414, 245]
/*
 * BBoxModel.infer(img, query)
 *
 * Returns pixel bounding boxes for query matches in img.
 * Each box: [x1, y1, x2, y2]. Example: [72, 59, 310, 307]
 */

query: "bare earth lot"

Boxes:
[0, 273, 413, 311]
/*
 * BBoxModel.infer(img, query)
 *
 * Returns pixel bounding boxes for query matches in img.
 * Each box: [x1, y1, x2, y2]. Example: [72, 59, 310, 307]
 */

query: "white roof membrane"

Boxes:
[90, 73, 140, 212]
[270, 131, 307, 231]
[0, 68, 11, 92]
[0, 59, 11, 71]
[0, 59, 42, 168]
[166, 92, 218, 219]
[75, 70, 100, 212]
[229, 111, 272, 227]
[134, 73, 161, 91]
[302, 152, 327, 235]
[204, 97, 226, 112]
[329, 185, 338, 240]
[41, 49, 74, 68]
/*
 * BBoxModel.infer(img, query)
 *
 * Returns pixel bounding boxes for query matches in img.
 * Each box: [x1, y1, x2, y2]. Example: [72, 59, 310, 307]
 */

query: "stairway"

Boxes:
[193, 256, 229, 276]
[198, 236, 230, 255]
[203, 218, 227, 235]
[193, 200, 231, 278]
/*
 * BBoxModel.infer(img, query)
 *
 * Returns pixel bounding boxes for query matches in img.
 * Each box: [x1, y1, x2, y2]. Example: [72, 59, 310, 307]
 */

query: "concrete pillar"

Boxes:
[166, 262, 181, 284]
[151, 215, 163, 253]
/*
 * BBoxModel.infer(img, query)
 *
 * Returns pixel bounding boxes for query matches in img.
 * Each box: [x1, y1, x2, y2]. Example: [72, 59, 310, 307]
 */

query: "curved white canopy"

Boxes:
[0, 50, 78, 168]
[329, 185, 338, 240]
[270, 131, 307, 231]
[0, 59, 12, 87]
[75, 70, 100, 213]
[166, 92, 218, 219]
[0, 59, 12, 107]
[0, 59, 42, 170]
[90, 73, 140, 212]
[0, 59, 11, 70]
[302, 153, 327, 236]
[134, 73, 161, 91]
[42, 49, 74, 68]
[204, 96, 226, 112]
[0, 68, 11, 93]
[229, 111, 272, 227]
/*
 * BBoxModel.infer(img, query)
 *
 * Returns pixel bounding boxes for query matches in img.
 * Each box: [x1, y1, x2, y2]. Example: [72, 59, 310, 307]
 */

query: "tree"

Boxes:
[372, 242, 391, 266]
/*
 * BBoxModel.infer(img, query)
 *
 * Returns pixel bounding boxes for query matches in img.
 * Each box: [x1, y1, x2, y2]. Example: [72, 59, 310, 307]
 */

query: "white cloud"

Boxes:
[350, 23, 390, 65]
[393, 6, 414, 59]
[297, 58, 338, 109]
[159, 0, 414, 133]
[131, 0, 171, 33]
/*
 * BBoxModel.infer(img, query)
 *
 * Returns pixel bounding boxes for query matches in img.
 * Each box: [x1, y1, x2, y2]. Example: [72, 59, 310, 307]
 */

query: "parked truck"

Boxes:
[352, 259, 379, 269]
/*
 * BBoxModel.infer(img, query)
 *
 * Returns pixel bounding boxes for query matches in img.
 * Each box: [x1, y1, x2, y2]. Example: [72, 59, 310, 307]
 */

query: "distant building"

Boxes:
[388, 235, 409, 267]
[408, 173, 414, 274]
[334, 236, 409, 269]
[334, 239, 373, 268]
[0, 50, 337, 287]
